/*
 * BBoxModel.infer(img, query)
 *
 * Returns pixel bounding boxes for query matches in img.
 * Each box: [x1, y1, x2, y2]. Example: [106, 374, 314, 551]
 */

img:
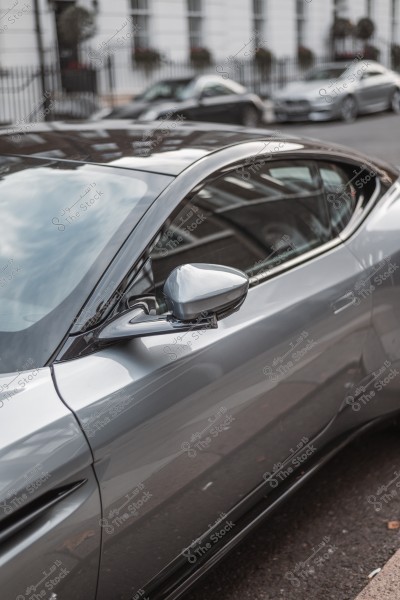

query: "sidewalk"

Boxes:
[355, 548, 400, 600]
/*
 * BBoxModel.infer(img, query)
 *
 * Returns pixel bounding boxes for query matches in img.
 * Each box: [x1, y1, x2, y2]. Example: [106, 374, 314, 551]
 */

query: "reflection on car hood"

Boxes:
[108, 99, 182, 120]
[274, 79, 341, 100]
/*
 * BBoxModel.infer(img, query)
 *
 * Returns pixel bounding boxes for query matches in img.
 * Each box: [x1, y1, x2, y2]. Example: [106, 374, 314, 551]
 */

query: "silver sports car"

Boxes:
[273, 60, 400, 123]
[0, 121, 400, 600]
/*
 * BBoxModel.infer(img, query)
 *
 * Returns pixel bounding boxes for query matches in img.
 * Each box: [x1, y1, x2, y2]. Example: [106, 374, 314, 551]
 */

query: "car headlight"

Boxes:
[139, 108, 159, 121]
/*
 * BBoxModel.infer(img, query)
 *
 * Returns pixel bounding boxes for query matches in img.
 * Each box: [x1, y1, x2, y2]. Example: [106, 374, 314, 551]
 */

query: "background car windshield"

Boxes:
[138, 79, 192, 101]
[0, 158, 171, 374]
[305, 67, 346, 81]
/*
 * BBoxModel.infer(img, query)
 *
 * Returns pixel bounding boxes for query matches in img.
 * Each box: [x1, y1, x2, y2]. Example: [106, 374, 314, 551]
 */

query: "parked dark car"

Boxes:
[0, 120, 400, 600]
[92, 75, 266, 126]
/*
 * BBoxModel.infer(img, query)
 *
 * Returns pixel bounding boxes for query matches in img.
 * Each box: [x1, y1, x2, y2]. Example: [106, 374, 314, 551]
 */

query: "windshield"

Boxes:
[137, 79, 193, 102]
[0, 157, 172, 374]
[304, 67, 346, 81]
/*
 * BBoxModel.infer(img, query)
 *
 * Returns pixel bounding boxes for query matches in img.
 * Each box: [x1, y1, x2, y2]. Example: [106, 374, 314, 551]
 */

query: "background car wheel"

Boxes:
[242, 105, 261, 127]
[340, 96, 358, 123]
[391, 89, 400, 114]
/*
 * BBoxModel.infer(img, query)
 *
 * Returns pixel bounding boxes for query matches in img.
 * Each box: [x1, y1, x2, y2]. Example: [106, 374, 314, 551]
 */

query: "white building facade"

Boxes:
[0, 0, 399, 96]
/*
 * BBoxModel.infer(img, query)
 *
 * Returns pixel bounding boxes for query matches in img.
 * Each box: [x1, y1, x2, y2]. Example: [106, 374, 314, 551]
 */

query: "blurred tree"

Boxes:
[58, 5, 96, 52]
[297, 46, 315, 69]
[355, 17, 375, 40]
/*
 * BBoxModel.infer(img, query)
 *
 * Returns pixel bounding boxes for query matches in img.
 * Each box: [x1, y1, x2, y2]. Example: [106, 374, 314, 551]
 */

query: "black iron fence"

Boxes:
[0, 52, 395, 126]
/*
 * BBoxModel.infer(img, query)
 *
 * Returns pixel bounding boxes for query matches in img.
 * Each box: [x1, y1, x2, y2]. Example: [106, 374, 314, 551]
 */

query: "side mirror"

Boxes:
[97, 263, 249, 343]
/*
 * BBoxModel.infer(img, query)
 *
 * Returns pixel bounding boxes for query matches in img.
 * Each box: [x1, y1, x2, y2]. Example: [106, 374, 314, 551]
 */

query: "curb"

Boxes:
[354, 548, 400, 599]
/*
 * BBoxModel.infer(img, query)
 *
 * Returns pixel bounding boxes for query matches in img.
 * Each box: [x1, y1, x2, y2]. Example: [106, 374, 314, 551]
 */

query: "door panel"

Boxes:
[346, 182, 400, 418]
[0, 368, 101, 600]
[357, 73, 394, 111]
[54, 242, 370, 599]
[187, 97, 233, 122]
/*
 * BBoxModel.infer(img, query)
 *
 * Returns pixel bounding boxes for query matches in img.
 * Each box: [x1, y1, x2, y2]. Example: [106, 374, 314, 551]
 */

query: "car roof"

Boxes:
[0, 120, 396, 178]
[148, 77, 194, 85]
[312, 60, 383, 69]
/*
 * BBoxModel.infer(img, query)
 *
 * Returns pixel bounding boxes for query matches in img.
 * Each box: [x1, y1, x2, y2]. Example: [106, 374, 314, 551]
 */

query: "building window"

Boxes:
[187, 0, 203, 49]
[296, 0, 306, 46]
[392, 0, 400, 40]
[130, 0, 151, 50]
[334, 0, 348, 17]
[252, 0, 264, 43]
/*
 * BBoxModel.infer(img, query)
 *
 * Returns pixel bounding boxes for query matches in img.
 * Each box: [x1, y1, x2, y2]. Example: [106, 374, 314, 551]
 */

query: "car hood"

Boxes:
[273, 79, 339, 100]
[107, 99, 185, 120]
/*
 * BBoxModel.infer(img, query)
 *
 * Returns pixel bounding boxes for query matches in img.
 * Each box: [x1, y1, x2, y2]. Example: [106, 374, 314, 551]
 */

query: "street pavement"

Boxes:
[187, 427, 400, 600]
[185, 112, 400, 600]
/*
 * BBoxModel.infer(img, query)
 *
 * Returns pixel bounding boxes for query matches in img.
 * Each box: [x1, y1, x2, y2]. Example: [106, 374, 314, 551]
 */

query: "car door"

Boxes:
[357, 69, 394, 110]
[187, 82, 238, 123]
[53, 156, 372, 600]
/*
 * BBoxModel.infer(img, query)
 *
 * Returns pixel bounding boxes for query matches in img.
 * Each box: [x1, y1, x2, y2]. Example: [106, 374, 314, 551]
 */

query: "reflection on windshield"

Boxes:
[0, 159, 171, 373]
[138, 79, 193, 101]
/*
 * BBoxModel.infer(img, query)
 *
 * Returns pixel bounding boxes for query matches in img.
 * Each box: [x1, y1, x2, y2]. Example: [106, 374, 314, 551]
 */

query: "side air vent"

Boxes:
[0, 480, 86, 546]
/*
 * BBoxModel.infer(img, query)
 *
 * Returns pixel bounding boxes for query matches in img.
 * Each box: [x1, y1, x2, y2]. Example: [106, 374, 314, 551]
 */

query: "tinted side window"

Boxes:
[202, 84, 233, 97]
[363, 70, 384, 78]
[318, 161, 376, 236]
[150, 160, 332, 306]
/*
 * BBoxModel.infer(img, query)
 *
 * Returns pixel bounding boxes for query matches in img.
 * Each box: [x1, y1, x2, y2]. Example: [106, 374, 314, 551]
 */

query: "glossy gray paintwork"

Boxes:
[0, 367, 101, 600]
[163, 263, 249, 320]
[97, 305, 218, 343]
[54, 238, 375, 599]
[53, 142, 399, 600]
[2, 122, 400, 600]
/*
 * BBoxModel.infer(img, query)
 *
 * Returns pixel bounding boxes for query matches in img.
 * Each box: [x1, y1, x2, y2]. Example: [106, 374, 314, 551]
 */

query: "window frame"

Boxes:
[187, 0, 203, 48]
[55, 146, 394, 364]
[130, 0, 151, 50]
[146, 157, 383, 293]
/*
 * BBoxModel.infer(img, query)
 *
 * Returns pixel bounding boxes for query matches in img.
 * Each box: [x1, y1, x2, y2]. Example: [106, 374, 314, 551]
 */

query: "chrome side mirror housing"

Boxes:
[163, 263, 249, 321]
[97, 263, 249, 343]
